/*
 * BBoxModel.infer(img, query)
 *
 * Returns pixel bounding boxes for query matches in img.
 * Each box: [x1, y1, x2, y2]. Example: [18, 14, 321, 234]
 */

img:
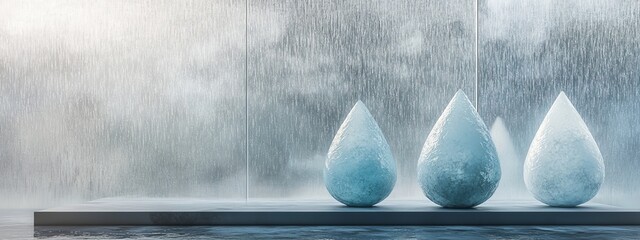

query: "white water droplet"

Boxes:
[524, 92, 605, 207]
[324, 101, 396, 207]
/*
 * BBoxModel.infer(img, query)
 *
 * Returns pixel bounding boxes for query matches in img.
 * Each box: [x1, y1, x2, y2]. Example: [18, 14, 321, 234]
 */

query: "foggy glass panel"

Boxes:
[478, 0, 640, 207]
[248, 0, 475, 199]
[0, 0, 246, 207]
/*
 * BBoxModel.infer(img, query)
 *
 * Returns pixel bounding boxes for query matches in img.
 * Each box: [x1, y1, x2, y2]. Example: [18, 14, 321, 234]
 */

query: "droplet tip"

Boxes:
[558, 91, 567, 97]
[453, 89, 470, 102]
[353, 100, 366, 109]
[555, 91, 571, 104]
[351, 100, 368, 113]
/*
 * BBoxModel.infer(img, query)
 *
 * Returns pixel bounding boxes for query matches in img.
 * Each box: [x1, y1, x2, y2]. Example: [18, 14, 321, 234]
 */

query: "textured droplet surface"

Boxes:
[324, 101, 396, 207]
[524, 92, 605, 207]
[490, 117, 528, 199]
[417, 90, 501, 208]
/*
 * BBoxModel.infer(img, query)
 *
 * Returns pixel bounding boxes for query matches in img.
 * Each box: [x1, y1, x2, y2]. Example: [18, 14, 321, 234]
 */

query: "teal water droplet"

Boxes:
[417, 90, 501, 208]
[324, 101, 396, 207]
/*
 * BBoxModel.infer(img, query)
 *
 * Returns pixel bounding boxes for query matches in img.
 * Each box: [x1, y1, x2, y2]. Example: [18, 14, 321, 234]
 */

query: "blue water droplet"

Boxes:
[418, 90, 501, 208]
[324, 101, 397, 207]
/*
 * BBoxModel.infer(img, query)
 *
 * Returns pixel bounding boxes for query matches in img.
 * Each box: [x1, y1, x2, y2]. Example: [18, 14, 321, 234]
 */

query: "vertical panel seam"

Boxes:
[475, 0, 479, 111]
[245, 0, 249, 203]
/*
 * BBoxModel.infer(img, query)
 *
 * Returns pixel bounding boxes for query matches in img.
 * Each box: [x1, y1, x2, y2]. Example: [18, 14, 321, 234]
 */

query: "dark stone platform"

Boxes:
[34, 198, 640, 226]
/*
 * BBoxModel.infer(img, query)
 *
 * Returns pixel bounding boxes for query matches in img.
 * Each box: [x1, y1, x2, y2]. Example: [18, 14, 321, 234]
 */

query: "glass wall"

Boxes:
[1, 0, 638, 207]
[478, 0, 640, 206]
[247, 0, 475, 199]
[0, 0, 247, 207]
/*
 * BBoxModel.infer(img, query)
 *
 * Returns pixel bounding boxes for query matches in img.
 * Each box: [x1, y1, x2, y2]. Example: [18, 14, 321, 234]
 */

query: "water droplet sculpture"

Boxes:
[324, 101, 397, 207]
[417, 90, 501, 208]
[490, 117, 528, 199]
[524, 92, 605, 207]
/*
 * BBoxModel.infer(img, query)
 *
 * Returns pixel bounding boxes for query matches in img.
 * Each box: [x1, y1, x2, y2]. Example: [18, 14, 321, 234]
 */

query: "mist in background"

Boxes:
[0, 0, 638, 207]
[0, 0, 247, 207]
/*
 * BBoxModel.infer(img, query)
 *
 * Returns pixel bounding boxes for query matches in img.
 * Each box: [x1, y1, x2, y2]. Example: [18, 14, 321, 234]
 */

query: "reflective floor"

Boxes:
[3, 210, 640, 239]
